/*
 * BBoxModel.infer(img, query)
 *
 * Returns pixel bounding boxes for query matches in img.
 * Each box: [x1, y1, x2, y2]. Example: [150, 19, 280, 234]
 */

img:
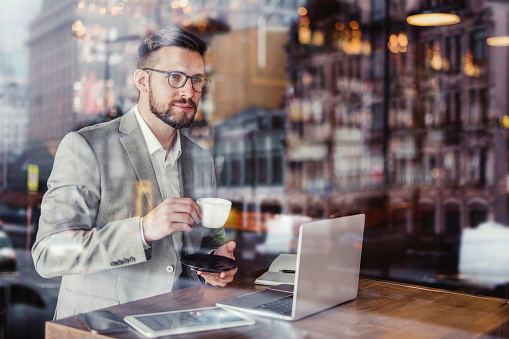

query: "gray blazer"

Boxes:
[31, 108, 224, 319]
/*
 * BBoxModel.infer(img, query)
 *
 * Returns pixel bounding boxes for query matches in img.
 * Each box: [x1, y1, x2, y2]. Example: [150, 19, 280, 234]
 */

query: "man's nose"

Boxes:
[178, 80, 194, 98]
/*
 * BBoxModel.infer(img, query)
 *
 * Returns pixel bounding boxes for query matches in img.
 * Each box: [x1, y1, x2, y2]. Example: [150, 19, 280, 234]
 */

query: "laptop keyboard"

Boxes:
[253, 295, 294, 316]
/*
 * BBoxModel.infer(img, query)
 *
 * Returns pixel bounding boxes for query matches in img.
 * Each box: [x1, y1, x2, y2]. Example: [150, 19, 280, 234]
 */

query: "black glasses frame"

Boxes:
[142, 68, 210, 93]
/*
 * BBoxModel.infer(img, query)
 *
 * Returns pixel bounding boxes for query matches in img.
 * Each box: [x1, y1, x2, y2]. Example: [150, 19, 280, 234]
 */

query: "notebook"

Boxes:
[216, 214, 365, 321]
[254, 254, 296, 286]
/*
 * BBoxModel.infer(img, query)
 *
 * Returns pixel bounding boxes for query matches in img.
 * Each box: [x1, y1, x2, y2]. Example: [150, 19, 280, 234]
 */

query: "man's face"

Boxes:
[146, 46, 204, 129]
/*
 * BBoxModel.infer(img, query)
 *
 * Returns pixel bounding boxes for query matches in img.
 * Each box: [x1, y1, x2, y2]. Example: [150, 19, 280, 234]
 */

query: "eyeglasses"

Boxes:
[143, 68, 211, 93]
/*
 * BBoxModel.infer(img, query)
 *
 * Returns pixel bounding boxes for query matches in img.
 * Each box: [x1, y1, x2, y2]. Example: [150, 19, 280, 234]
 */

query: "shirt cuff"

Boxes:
[140, 216, 151, 250]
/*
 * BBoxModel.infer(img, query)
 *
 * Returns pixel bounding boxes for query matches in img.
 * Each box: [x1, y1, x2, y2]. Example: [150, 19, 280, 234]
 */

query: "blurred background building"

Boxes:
[25, 0, 152, 191]
[1, 0, 509, 337]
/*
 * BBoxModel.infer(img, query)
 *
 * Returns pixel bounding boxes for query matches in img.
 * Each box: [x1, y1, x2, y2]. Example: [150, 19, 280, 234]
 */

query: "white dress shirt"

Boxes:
[134, 105, 183, 289]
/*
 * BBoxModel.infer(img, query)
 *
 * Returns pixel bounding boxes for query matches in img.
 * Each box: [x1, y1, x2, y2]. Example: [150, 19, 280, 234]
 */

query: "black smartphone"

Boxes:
[77, 310, 129, 334]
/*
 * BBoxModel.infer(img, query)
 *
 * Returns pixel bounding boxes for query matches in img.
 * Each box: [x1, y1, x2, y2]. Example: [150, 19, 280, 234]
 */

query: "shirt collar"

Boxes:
[134, 105, 182, 165]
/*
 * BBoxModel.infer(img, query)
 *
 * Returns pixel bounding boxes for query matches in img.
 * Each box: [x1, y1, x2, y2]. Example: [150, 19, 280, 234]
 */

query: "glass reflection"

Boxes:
[1, 0, 509, 337]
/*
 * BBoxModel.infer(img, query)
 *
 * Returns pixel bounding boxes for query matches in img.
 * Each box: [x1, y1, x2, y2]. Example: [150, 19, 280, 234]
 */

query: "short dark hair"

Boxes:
[137, 27, 207, 69]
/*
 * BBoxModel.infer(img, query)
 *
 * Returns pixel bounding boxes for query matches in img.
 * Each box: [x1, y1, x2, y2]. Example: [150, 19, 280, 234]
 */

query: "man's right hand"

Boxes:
[142, 198, 202, 243]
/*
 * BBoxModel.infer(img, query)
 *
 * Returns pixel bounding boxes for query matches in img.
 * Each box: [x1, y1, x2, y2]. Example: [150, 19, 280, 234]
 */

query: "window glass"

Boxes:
[2, 1, 509, 337]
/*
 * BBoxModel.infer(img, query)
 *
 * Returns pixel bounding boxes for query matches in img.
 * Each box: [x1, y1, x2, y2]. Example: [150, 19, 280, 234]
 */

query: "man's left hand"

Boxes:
[196, 241, 237, 287]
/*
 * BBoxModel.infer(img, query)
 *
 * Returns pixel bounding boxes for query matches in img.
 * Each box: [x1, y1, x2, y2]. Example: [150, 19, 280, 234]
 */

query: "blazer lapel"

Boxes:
[119, 109, 163, 211]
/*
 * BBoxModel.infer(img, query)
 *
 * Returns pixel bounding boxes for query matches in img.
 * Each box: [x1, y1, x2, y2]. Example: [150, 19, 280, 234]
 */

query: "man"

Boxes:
[32, 27, 237, 320]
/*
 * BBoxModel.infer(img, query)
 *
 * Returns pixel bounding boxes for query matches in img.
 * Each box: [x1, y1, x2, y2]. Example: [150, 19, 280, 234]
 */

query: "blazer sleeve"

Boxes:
[31, 132, 148, 278]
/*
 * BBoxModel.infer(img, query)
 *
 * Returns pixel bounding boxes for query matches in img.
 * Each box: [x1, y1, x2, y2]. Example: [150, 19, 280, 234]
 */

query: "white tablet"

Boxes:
[123, 307, 255, 338]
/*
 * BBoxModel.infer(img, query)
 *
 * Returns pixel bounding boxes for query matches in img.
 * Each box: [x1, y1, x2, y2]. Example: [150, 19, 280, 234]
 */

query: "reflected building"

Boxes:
[0, 77, 29, 191]
[284, 0, 509, 242]
[214, 107, 286, 230]
[26, 0, 158, 187]
[0, 49, 29, 190]
[0, 77, 29, 159]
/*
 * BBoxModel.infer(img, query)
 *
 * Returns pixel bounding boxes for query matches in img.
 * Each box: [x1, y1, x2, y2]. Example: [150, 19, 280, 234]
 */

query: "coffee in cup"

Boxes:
[196, 198, 232, 229]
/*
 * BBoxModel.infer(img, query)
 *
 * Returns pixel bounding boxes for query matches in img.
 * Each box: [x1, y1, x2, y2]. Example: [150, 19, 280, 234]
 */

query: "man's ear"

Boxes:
[134, 69, 148, 93]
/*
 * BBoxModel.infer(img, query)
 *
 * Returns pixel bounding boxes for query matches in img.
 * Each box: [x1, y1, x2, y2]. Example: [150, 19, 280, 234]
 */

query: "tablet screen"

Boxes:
[124, 307, 255, 337]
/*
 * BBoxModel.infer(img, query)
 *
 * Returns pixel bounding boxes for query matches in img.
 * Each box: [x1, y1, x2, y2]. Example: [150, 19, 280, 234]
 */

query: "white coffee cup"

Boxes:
[196, 198, 232, 229]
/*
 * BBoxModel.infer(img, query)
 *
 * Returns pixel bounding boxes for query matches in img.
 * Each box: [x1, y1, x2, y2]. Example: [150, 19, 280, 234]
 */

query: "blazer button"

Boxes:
[116, 260, 123, 266]
[129, 256, 136, 263]
[110, 261, 117, 267]
[122, 258, 129, 264]
[165, 265, 174, 273]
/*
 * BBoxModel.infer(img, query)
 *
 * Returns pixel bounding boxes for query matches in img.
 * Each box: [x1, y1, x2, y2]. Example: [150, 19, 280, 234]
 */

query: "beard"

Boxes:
[148, 88, 197, 129]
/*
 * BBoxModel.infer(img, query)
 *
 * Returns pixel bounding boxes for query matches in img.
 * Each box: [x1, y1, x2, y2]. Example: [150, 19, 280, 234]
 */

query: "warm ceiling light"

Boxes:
[406, 13, 460, 26]
[349, 21, 359, 30]
[298, 7, 307, 16]
[487, 36, 509, 46]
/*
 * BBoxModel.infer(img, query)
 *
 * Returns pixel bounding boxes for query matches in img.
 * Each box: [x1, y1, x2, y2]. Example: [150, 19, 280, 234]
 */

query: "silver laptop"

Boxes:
[216, 214, 365, 321]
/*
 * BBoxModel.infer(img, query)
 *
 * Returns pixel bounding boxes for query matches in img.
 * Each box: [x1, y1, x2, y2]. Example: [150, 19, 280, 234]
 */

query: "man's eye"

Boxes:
[169, 73, 182, 80]
[191, 77, 204, 84]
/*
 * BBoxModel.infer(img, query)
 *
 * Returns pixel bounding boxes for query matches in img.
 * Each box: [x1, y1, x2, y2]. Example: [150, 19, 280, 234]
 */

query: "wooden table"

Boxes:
[46, 273, 509, 338]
